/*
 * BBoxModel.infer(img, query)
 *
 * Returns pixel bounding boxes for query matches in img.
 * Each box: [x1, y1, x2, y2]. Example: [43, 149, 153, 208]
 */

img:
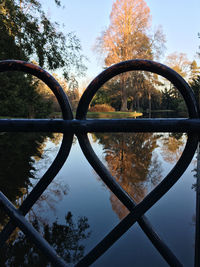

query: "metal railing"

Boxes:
[0, 59, 199, 266]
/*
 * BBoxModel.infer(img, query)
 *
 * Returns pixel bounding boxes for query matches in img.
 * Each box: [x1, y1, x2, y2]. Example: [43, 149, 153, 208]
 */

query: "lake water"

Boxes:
[0, 129, 197, 266]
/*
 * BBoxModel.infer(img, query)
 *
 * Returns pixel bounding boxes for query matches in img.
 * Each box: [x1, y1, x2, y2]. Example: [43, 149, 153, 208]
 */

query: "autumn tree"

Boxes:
[160, 133, 184, 164]
[165, 52, 191, 79]
[189, 60, 200, 81]
[164, 52, 198, 115]
[96, 0, 165, 111]
[37, 74, 80, 113]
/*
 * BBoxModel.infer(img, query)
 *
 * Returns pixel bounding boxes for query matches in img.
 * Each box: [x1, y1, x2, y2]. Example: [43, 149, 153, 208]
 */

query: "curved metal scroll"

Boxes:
[0, 59, 199, 267]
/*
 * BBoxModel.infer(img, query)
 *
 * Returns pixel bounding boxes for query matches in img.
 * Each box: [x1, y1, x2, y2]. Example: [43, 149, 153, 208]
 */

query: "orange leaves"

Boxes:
[99, 0, 152, 66]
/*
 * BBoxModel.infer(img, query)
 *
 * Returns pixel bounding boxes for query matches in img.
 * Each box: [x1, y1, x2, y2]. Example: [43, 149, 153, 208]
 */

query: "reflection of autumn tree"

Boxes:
[50, 133, 63, 146]
[49, 133, 76, 146]
[0, 212, 90, 266]
[160, 133, 184, 163]
[94, 133, 162, 219]
[37, 74, 80, 113]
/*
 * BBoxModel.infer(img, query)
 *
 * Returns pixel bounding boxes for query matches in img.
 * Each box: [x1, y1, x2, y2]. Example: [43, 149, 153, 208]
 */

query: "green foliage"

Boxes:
[161, 86, 187, 115]
[91, 73, 163, 113]
[0, 0, 85, 117]
[161, 88, 176, 111]
[0, 0, 85, 77]
[134, 80, 162, 112]
[190, 75, 200, 108]
[91, 78, 121, 110]
[0, 72, 52, 117]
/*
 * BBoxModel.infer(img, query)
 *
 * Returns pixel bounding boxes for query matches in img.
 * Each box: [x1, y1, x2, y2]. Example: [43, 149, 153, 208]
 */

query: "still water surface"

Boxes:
[0, 129, 197, 266]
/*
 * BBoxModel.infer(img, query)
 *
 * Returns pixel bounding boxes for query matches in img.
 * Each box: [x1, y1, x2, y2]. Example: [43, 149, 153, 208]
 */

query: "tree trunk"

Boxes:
[129, 100, 134, 111]
[137, 96, 140, 111]
[148, 91, 151, 118]
[121, 90, 128, 111]
[120, 75, 128, 111]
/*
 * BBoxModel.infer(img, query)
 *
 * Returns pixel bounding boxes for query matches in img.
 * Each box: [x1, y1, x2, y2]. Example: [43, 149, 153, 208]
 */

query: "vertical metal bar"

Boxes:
[195, 142, 200, 267]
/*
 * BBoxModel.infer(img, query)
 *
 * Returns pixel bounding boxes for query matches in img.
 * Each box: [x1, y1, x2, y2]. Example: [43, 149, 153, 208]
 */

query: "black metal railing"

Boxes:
[0, 59, 199, 266]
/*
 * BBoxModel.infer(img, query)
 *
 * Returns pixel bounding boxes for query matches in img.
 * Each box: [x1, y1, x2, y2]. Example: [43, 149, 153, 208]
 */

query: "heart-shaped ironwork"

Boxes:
[75, 60, 199, 266]
[0, 59, 199, 267]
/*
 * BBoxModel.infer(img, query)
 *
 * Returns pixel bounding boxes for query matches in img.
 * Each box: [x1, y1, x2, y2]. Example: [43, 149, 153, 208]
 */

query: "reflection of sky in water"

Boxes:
[28, 133, 197, 266]
[29, 134, 120, 256]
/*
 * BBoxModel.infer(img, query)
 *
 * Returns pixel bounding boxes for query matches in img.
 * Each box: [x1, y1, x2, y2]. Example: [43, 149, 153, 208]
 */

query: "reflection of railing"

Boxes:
[0, 59, 199, 266]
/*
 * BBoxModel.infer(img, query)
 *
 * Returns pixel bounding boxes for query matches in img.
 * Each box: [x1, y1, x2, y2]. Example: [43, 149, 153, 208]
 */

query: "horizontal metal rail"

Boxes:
[0, 118, 200, 133]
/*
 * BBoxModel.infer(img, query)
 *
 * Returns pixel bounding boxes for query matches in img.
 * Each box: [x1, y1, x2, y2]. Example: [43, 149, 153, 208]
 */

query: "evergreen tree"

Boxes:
[190, 76, 200, 110]
[190, 60, 200, 81]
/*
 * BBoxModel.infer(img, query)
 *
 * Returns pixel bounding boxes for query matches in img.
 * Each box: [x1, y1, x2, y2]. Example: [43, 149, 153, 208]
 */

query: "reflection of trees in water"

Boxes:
[33, 133, 76, 175]
[0, 133, 90, 265]
[0, 133, 43, 240]
[27, 132, 69, 223]
[32, 133, 63, 173]
[0, 132, 50, 233]
[0, 132, 69, 226]
[93, 133, 162, 219]
[192, 143, 200, 192]
[160, 133, 184, 163]
[28, 179, 69, 225]
[0, 132, 48, 203]
[0, 212, 90, 266]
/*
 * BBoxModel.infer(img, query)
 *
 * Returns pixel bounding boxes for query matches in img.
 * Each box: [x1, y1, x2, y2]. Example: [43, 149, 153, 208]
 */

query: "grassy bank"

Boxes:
[0, 112, 143, 119]
[50, 111, 143, 118]
[87, 111, 143, 118]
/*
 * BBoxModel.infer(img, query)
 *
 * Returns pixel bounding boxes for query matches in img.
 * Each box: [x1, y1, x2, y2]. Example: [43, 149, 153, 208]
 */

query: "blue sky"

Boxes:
[44, 0, 200, 84]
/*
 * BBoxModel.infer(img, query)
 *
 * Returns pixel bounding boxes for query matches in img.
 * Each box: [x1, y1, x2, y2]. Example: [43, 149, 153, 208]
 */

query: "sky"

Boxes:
[44, 0, 200, 86]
